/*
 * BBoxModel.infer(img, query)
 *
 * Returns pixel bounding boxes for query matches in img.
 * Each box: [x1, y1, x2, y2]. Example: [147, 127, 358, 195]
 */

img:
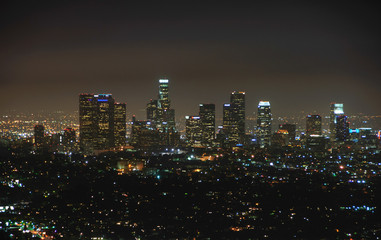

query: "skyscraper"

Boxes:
[220, 91, 245, 146]
[330, 103, 344, 141]
[336, 115, 349, 142]
[114, 103, 127, 147]
[199, 103, 215, 147]
[96, 94, 115, 149]
[230, 91, 245, 143]
[222, 103, 234, 145]
[306, 115, 322, 136]
[155, 78, 176, 132]
[146, 99, 158, 123]
[79, 93, 125, 153]
[79, 94, 97, 152]
[257, 101, 272, 148]
[130, 116, 159, 149]
[185, 116, 202, 147]
[158, 79, 170, 110]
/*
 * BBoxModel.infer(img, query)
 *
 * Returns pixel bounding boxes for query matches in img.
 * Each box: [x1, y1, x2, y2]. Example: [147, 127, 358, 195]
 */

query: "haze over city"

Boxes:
[1, 1, 381, 118]
[1, 1, 381, 239]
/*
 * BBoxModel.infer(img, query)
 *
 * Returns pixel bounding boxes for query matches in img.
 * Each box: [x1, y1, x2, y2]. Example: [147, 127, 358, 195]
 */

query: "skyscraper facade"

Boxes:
[336, 115, 349, 142]
[330, 103, 344, 141]
[144, 78, 178, 147]
[96, 94, 115, 149]
[222, 103, 234, 145]
[199, 103, 215, 147]
[185, 116, 202, 147]
[79, 94, 126, 153]
[306, 115, 322, 136]
[146, 99, 158, 123]
[149, 79, 176, 132]
[158, 79, 170, 110]
[114, 103, 127, 147]
[79, 94, 97, 152]
[230, 91, 245, 144]
[257, 101, 272, 148]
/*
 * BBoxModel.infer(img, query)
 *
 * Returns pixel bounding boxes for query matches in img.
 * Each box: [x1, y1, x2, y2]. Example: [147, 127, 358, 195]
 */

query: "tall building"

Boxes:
[330, 103, 344, 141]
[222, 103, 234, 145]
[144, 78, 177, 147]
[199, 103, 215, 147]
[336, 115, 349, 142]
[257, 101, 272, 148]
[130, 116, 159, 149]
[114, 103, 127, 147]
[185, 116, 202, 147]
[79, 94, 97, 152]
[158, 79, 170, 110]
[306, 115, 322, 136]
[146, 99, 158, 123]
[34, 125, 45, 148]
[230, 91, 246, 143]
[154, 78, 176, 132]
[279, 123, 296, 142]
[220, 91, 245, 146]
[97, 94, 115, 149]
[79, 93, 125, 153]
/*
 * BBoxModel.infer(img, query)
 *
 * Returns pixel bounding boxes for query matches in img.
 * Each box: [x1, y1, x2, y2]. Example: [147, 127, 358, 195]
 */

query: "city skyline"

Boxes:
[1, 2, 381, 239]
[1, 2, 381, 117]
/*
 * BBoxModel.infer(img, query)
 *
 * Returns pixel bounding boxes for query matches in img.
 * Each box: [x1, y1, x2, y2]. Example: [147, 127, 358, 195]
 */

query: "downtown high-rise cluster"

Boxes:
[74, 78, 373, 154]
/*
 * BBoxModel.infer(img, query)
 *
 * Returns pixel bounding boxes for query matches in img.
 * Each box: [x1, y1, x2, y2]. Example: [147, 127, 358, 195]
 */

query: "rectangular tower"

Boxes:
[95, 94, 115, 149]
[306, 115, 322, 136]
[79, 94, 98, 153]
[230, 91, 246, 144]
[336, 115, 349, 142]
[199, 103, 215, 147]
[114, 103, 126, 147]
[257, 101, 272, 148]
[79, 93, 121, 153]
[185, 116, 202, 147]
[330, 103, 344, 141]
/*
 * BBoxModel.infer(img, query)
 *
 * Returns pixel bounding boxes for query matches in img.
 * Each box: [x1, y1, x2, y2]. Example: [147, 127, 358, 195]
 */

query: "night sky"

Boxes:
[1, 1, 380, 119]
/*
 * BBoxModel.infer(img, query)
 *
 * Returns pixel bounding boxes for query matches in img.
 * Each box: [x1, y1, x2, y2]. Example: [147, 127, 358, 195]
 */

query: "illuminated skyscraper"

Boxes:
[79, 94, 97, 152]
[257, 101, 272, 148]
[230, 91, 245, 143]
[336, 115, 349, 142]
[114, 103, 127, 147]
[158, 79, 170, 110]
[220, 91, 245, 146]
[222, 103, 234, 145]
[96, 94, 115, 149]
[306, 115, 322, 136]
[185, 116, 202, 147]
[330, 103, 344, 141]
[155, 78, 176, 131]
[130, 116, 159, 149]
[146, 99, 158, 123]
[79, 93, 125, 153]
[144, 78, 178, 147]
[199, 103, 215, 146]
